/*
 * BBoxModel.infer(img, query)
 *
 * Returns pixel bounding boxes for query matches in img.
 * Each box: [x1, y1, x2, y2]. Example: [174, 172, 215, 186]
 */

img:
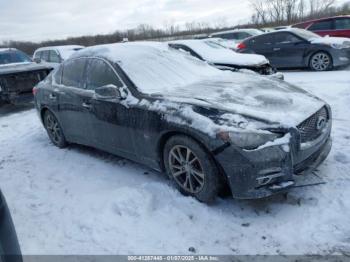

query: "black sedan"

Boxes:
[34, 42, 332, 203]
[0, 189, 22, 262]
[237, 28, 350, 71]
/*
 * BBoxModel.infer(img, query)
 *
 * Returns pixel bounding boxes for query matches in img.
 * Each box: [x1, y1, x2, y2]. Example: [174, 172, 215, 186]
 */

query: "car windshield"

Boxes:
[0, 50, 32, 65]
[96, 43, 223, 94]
[292, 29, 321, 40]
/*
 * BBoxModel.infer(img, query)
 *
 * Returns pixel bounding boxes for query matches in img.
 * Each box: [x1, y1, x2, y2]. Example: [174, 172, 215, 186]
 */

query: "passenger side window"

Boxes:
[335, 19, 350, 30]
[274, 33, 300, 44]
[50, 50, 61, 63]
[85, 59, 123, 90]
[61, 58, 86, 88]
[34, 51, 42, 59]
[309, 20, 333, 31]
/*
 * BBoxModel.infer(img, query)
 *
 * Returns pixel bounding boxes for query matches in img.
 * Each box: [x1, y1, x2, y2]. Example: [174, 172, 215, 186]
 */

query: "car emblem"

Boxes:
[316, 116, 326, 130]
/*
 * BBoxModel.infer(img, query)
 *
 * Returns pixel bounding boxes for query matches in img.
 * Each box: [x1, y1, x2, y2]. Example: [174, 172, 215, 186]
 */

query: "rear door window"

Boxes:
[85, 58, 123, 90]
[335, 18, 350, 30]
[309, 20, 333, 31]
[274, 33, 300, 44]
[251, 34, 274, 46]
[61, 58, 86, 88]
[237, 32, 250, 40]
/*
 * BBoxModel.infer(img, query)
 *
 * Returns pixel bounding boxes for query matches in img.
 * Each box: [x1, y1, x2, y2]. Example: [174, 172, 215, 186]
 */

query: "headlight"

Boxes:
[217, 130, 284, 150]
[329, 43, 347, 49]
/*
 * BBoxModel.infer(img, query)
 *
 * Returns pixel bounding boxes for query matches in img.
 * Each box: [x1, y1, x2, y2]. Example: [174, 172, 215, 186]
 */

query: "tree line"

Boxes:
[249, 0, 350, 27]
[1, 0, 349, 56]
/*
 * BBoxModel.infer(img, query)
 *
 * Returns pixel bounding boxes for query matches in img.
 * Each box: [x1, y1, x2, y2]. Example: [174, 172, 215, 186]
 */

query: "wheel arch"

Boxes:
[308, 49, 334, 69]
[157, 130, 231, 193]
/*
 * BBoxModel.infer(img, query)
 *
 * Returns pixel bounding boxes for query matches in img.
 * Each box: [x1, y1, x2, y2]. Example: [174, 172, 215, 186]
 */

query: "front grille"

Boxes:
[297, 107, 329, 143]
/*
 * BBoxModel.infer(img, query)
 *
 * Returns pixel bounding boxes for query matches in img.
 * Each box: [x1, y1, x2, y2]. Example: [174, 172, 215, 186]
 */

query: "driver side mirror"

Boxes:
[33, 57, 41, 63]
[94, 84, 125, 100]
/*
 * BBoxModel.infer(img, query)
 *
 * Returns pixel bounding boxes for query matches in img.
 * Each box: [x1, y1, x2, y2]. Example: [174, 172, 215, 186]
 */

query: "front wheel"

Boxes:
[310, 52, 333, 71]
[43, 110, 67, 148]
[163, 135, 219, 203]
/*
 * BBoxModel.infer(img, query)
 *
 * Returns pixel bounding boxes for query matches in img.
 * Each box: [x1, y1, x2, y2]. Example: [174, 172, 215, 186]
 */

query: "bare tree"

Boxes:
[249, 0, 338, 26]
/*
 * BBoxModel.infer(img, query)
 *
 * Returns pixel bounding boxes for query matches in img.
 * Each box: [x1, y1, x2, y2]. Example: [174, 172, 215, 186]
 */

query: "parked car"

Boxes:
[33, 45, 85, 67]
[0, 48, 53, 104]
[209, 29, 263, 49]
[0, 189, 22, 262]
[169, 39, 283, 79]
[237, 28, 350, 71]
[292, 15, 350, 38]
[34, 42, 332, 203]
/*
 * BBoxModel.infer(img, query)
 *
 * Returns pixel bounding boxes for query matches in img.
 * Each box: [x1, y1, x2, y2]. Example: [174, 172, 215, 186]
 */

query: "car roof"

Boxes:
[0, 48, 17, 52]
[210, 28, 262, 36]
[71, 42, 170, 62]
[293, 15, 350, 26]
[34, 45, 85, 53]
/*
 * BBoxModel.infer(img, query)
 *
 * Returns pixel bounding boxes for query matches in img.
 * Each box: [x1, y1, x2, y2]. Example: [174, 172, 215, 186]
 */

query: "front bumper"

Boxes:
[214, 125, 332, 199]
[331, 48, 350, 67]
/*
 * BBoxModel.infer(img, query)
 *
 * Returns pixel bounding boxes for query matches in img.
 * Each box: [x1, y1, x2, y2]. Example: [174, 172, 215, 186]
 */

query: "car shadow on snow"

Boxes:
[59, 142, 316, 213]
[0, 102, 34, 117]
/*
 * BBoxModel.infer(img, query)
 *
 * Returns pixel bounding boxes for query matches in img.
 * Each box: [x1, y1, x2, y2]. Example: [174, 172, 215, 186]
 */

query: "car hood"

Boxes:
[0, 62, 52, 76]
[152, 72, 325, 127]
[310, 37, 350, 47]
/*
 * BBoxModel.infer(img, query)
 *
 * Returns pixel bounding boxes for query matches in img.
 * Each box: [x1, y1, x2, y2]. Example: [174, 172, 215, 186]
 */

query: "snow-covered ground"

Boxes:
[0, 69, 349, 255]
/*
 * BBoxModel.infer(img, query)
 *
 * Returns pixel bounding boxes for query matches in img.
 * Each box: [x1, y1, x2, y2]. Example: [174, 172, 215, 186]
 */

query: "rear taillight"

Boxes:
[32, 86, 39, 96]
[237, 42, 247, 50]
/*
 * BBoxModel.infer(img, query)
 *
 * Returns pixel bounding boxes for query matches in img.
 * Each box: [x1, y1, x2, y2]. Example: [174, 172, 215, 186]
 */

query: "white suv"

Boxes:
[33, 45, 84, 67]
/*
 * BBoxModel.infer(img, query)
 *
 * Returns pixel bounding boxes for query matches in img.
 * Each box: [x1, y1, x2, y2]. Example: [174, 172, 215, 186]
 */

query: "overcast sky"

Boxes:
[0, 0, 252, 43]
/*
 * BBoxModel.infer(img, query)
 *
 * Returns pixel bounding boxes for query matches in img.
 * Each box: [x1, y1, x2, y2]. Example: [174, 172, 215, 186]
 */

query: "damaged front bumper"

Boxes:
[214, 125, 332, 199]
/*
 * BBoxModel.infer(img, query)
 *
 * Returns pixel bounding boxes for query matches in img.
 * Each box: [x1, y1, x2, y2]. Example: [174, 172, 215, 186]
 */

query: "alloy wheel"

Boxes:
[168, 145, 205, 194]
[311, 53, 331, 71]
[45, 113, 63, 145]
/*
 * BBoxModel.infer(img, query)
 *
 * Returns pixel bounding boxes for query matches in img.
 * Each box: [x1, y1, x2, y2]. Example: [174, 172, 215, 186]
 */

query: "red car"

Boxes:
[292, 15, 350, 38]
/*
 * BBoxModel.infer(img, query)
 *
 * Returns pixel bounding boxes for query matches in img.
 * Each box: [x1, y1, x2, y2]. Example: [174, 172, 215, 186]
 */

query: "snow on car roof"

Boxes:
[0, 48, 15, 52]
[35, 45, 85, 60]
[35, 45, 84, 51]
[210, 28, 263, 36]
[169, 39, 268, 66]
[72, 41, 222, 93]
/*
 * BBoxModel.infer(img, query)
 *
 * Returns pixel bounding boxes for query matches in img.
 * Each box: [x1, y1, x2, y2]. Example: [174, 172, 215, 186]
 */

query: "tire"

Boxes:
[43, 110, 67, 148]
[163, 135, 219, 203]
[309, 52, 333, 71]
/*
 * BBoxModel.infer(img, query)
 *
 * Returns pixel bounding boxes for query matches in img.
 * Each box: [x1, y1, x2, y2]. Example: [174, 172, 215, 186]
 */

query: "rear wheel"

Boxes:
[43, 110, 67, 148]
[163, 135, 219, 203]
[310, 52, 333, 71]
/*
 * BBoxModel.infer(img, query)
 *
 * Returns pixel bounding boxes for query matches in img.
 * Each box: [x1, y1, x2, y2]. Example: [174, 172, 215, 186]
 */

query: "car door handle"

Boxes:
[273, 47, 281, 51]
[49, 94, 57, 100]
[82, 102, 92, 110]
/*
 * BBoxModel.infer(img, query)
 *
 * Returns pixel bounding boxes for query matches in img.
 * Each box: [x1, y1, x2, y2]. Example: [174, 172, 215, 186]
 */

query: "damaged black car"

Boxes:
[0, 48, 52, 105]
[33, 42, 332, 203]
